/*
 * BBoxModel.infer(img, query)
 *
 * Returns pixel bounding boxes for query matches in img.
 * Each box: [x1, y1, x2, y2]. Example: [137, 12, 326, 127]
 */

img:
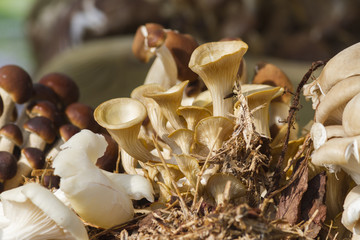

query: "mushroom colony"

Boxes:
[0, 22, 360, 239]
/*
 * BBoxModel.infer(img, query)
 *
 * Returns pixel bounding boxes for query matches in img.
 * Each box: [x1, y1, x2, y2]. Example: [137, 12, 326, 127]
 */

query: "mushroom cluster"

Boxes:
[304, 43, 360, 236]
[0, 67, 121, 192]
[94, 23, 295, 203]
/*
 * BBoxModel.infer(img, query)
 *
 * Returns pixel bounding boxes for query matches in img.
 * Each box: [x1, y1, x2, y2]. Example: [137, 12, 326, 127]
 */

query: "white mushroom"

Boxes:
[342, 185, 360, 236]
[0, 183, 88, 240]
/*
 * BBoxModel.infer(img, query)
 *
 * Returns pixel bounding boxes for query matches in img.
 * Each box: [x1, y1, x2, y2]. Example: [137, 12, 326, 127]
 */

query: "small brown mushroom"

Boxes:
[0, 123, 23, 152]
[96, 134, 119, 172]
[22, 147, 45, 169]
[23, 116, 56, 149]
[0, 65, 33, 127]
[0, 151, 17, 184]
[65, 102, 102, 133]
[38, 72, 80, 109]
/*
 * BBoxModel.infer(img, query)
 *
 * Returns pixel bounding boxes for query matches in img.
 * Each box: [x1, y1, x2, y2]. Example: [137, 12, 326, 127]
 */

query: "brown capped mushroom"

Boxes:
[38, 72, 80, 109]
[65, 102, 102, 133]
[96, 134, 119, 172]
[0, 151, 17, 185]
[23, 116, 56, 149]
[0, 123, 23, 152]
[22, 147, 45, 169]
[0, 65, 33, 128]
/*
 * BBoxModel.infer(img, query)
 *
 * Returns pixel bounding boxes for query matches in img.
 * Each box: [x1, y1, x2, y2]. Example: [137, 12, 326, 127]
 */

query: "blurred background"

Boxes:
[1, 0, 360, 126]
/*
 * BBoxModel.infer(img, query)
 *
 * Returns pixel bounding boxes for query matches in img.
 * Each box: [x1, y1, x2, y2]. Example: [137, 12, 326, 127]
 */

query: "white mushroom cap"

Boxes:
[0, 183, 88, 240]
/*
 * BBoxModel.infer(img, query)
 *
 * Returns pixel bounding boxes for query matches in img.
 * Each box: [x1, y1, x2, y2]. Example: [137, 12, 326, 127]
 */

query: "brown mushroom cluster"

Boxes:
[0, 66, 118, 192]
[93, 23, 299, 204]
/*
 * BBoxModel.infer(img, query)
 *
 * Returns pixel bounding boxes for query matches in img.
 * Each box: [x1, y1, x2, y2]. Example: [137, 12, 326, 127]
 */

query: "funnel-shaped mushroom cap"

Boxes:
[94, 98, 157, 163]
[342, 185, 360, 235]
[174, 154, 201, 189]
[0, 183, 88, 240]
[194, 116, 234, 151]
[205, 173, 246, 205]
[192, 90, 213, 112]
[177, 106, 211, 131]
[168, 129, 194, 154]
[144, 81, 188, 130]
[243, 85, 283, 137]
[189, 40, 248, 117]
[311, 135, 360, 184]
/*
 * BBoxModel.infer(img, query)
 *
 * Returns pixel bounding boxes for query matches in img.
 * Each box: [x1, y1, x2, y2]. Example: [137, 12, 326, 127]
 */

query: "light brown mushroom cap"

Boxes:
[0, 65, 33, 104]
[168, 129, 195, 155]
[189, 40, 248, 117]
[177, 105, 211, 131]
[205, 173, 246, 205]
[26, 100, 59, 123]
[194, 116, 234, 151]
[253, 63, 293, 104]
[38, 72, 80, 107]
[132, 23, 166, 63]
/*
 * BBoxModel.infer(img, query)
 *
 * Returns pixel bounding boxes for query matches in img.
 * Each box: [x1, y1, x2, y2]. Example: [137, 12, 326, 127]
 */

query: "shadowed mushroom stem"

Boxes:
[94, 98, 161, 163]
[189, 40, 248, 117]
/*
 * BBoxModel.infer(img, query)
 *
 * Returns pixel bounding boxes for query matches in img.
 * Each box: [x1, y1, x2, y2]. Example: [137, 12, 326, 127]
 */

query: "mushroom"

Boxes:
[38, 72, 80, 109]
[143, 80, 188, 130]
[342, 185, 360, 238]
[0, 123, 23, 153]
[168, 129, 195, 155]
[310, 122, 346, 149]
[0, 152, 17, 191]
[343, 92, 360, 137]
[311, 135, 360, 184]
[133, 23, 198, 89]
[194, 116, 235, 152]
[243, 85, 283, 138]
[95, 134, 119, 172]
[189, 40, 248, 117]
[94, 98, 161, 163]
[303, 42, 360, 109]
[176, 105, 211, 131]
[173, 154, 200, 189]
[205, 173, 246, 205]
[0, 65, 33, 128]
[53, 129, 154, 228]
[65, 102, 102, 133]
[46, 123, 80, 160]
[0, 182, 88, 240]
[314, 75, 360, 124]
[22, 116, 56, 149]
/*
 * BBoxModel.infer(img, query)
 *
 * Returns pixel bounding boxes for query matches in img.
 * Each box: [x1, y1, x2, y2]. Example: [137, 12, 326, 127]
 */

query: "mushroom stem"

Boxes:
[0, 89, 15, 128]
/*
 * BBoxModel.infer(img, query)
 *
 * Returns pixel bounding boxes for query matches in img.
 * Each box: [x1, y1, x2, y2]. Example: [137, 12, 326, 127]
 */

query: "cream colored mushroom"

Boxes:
[168, 129, 194, 155]
[173, 154, 200, 189]
[311, 135, 360, 184]
[303, 42, 360, 109]
[189, 40, 248, 117]
[94, 98, 160, 163]
[314, 75, 360, 124]
[176, 105, 211, 131]
[143, 81, 188, 130]
[310, 122, 346, 149]
[194, 116, 234, 152]
[243, 85, 283, 138]
[342, 185, 360, 236]
[343, 92, 360, 137]
[191, 90, 213, 113]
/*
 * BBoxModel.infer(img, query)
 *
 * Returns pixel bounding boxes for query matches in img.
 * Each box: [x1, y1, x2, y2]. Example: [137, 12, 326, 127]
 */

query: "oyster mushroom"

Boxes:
[0, 65, 33, 128]
[205, 173, 246, 205]
[194, 116, 235, 152]
[343, 92, 360, 137]
[189, 40, 248, 117]
[176, 105, 211, 131]
[168, 129, 195, 155]
[143, 81, 188, 130]
[342, 185, 360, 237]
[303, 42, 360, 109]
[310, 122, 346, 149]
[311, 135, 360, 184]
[0, 182, 88, 240]
[94, 98, 161, 163]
